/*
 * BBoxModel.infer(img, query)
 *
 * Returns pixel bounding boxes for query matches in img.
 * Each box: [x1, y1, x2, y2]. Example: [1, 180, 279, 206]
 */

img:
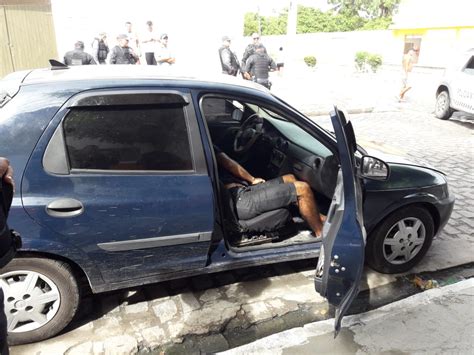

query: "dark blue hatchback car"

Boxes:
[0, 66, 454, 344]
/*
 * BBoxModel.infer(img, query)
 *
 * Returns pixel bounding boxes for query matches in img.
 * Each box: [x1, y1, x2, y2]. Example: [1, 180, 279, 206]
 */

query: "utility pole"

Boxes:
[257, 5, 262, 35]
[286, 0, 298, 72]
[287, 0, 297, 37]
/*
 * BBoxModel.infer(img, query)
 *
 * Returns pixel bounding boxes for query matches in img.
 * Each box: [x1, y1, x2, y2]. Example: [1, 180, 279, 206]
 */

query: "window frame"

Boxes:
[462, 55, 474, 75]
[43, 89, 207, 176]
[198, 92, 339, 157]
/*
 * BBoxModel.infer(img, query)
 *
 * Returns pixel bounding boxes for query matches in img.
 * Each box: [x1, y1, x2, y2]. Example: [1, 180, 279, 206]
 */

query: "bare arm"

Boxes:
[216, 152, 263, 184]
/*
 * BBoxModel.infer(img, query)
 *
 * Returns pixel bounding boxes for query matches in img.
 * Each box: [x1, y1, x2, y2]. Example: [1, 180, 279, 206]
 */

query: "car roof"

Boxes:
[20, 65, 269, 93]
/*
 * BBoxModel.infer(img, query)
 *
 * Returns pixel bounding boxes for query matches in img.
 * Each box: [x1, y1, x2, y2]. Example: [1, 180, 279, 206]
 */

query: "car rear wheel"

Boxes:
[0, 257, 80, 345]
[435, 90, 454, 120]
[366, 206, 434, 274]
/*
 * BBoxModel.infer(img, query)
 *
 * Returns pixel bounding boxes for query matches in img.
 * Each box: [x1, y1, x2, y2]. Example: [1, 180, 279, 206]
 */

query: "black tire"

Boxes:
[0, 258, 80, 345]
[366, 206, 434, 274]
[435, 90, 454, 120]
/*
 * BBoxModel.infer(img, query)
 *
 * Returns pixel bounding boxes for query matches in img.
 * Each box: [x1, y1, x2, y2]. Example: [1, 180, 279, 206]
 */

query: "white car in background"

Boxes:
[435, 49, 474, 120]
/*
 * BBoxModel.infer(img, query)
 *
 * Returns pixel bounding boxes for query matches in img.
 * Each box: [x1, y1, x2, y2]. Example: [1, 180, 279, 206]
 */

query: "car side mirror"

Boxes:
[360, 155, 389, 180]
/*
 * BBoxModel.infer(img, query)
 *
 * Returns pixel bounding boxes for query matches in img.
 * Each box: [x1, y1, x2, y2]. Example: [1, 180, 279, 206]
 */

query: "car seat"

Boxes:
[219, 183, 292, 247]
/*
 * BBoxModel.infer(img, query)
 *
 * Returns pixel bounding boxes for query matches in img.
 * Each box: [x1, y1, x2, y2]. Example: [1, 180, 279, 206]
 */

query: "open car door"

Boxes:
[315, 108, 366, 336]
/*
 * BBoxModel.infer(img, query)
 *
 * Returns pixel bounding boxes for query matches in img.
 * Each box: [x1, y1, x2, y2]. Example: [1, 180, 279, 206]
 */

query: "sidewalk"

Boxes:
[220, 278, 474, 355]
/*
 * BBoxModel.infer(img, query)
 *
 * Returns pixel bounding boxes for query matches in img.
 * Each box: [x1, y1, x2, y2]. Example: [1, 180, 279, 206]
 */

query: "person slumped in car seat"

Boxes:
[214, 145, 324, 238]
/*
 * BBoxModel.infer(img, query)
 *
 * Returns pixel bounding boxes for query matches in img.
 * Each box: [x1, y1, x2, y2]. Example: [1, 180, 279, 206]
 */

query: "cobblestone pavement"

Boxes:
[12, 108, 473, 354]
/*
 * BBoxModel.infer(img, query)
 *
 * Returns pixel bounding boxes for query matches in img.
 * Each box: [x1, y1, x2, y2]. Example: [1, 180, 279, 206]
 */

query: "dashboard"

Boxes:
[260, 121, 339, 199]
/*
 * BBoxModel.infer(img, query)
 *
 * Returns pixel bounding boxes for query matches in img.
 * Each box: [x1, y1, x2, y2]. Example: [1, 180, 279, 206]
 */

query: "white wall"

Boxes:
[261, 30, 401, 70]
[259, 29, 474, 70]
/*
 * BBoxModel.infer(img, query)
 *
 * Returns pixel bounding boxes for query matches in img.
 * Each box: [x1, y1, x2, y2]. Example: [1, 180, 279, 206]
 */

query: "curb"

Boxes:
[220, 278, 474, 354]
[158, 263, 474, 354]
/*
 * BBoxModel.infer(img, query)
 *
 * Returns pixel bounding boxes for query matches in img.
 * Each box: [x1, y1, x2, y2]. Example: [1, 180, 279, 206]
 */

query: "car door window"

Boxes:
[26, 90, 214, 285]
[201, 97, 244, 123]
[63, 106, 193, 171]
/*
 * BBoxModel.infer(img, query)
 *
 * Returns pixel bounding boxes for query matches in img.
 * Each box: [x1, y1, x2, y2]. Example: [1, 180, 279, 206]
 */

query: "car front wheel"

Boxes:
[366, 206, 434, 274]
[435, 90, 454, 120]
[0, 257, 80, 345]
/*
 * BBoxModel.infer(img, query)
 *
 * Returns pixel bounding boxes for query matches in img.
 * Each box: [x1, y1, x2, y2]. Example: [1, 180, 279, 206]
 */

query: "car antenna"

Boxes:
[49, 59, 69, 70]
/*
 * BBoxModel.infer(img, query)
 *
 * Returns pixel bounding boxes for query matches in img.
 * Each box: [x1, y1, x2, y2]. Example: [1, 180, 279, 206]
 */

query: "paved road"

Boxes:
[12, 108, 473, 354]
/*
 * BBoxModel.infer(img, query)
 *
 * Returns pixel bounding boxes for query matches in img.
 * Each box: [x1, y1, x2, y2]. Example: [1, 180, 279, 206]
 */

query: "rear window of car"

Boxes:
[63, 106, 193, 171]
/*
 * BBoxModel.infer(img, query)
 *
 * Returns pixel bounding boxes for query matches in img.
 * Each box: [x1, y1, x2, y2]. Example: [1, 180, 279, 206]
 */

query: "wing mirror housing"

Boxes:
[360, 156, 389, 180]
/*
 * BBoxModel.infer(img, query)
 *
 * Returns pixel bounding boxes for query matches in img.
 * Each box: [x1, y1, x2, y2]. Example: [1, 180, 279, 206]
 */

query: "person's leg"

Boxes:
[293, 181, 324, 237]
[281, 174, 297, 183]
[399, 76, 411, 100]
[236, 179, 323, 236]
[235, 181, 296, 220]
[145, 52, 157, 65]
[399, 86, 412, 100]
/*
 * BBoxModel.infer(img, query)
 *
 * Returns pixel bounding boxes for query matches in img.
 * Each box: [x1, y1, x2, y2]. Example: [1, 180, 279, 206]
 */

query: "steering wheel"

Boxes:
[233, 113, 264, 153]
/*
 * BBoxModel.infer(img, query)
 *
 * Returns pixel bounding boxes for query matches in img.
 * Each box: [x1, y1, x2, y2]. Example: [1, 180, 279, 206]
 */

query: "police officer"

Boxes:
[241, 32, 267, 69]
[109, 34, 139, 65]
[218, 36, 240, 76]
[92, 32, 109, 64]
[243, 44, 277, 89]
[63, 41, 96, 66]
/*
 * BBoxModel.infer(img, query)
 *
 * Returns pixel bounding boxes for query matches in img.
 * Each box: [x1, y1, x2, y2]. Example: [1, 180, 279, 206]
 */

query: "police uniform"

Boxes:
[241, 43, 267, 68]
[109, 45, 137, 65]
[92, 38, 109, 64]
[219, 46, 240, 76]
[64, 49, 96, 66]
[244, 52, 277, 89]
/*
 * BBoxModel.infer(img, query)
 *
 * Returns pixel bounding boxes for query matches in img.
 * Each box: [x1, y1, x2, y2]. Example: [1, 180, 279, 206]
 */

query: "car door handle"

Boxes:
[46, 198, 84, 218]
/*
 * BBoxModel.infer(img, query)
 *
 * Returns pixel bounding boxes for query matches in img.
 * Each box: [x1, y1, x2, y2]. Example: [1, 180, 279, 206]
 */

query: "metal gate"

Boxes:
[0, 1, 57, 78]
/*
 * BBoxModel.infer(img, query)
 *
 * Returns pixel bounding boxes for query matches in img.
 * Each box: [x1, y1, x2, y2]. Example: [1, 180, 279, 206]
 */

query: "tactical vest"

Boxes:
[65, 50, 90, 66]
[97, 40, 109, 62]
[252, 54, 272, 79]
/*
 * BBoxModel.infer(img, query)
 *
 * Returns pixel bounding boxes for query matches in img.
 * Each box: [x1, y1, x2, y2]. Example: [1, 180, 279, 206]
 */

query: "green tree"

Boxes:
[242, 2, 397, 35]
[328, 0, 401, 18]
[361, 17, 392, 30]
[262, 10, 288, 35]
[244, 12, 260, 36]
[296, 6, 366, 33]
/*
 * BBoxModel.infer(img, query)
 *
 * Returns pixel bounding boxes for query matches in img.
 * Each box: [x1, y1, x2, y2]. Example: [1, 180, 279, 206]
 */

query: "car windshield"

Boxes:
[267, 117, 333, 157]
[245, 103, 333, 157]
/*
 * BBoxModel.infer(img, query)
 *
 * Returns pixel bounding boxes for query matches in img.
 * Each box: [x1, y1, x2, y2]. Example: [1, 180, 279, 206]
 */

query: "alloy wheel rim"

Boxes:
[382, 217, 426, 265]
[436, 94, 447, 114]
[0, 270, 60, 333]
